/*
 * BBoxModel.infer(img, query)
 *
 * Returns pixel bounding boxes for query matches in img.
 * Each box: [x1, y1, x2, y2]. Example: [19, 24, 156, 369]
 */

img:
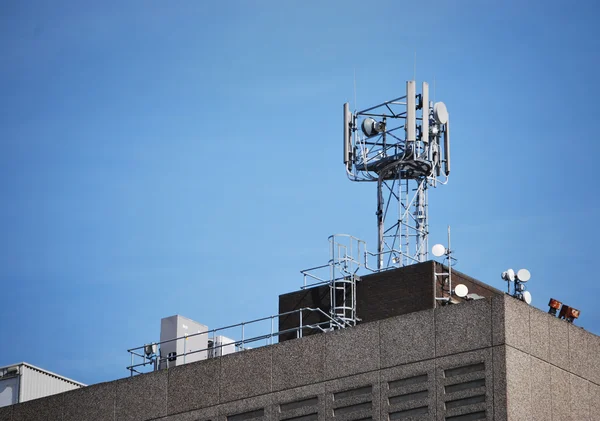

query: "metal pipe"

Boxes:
[241, 323, 245, 349]
[126, 307, 347, 374]
[447, 226, 452, 297]
[357, 95, 407, 114]
[377, 177, 384, 269]
[415, 187, 425, 262]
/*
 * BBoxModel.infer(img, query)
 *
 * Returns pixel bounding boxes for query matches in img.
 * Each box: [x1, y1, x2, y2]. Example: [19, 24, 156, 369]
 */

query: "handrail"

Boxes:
[126, 307, 341, 376]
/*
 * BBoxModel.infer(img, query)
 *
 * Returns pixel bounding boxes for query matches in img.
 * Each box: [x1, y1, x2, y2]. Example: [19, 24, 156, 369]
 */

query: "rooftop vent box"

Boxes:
[159, 315, 208, 369]
[209, 335, 236, 358]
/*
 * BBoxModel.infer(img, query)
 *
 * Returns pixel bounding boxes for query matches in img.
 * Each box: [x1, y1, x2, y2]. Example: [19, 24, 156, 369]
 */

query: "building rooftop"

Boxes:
[1, 265, 598, 420]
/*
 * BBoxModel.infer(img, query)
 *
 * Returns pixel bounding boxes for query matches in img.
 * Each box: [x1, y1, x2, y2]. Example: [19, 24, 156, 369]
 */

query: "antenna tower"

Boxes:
[343, 81, 451, 270]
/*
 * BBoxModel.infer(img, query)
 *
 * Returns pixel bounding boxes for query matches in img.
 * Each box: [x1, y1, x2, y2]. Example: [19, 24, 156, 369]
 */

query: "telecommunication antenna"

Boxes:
[501, 268, 532, 304]
[343, 80, 451, 270]
[432, 226, 465, 303]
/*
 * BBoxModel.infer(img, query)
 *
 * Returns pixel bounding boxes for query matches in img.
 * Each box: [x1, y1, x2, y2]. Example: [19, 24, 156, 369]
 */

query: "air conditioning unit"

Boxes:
[209, 335, 236, 358]
[158, 315, 208, 369]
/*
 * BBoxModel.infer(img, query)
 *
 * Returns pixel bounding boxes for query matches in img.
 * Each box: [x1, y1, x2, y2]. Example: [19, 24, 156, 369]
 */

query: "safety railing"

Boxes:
[300, 234, 371, 288]
[126, 307, 342, 376]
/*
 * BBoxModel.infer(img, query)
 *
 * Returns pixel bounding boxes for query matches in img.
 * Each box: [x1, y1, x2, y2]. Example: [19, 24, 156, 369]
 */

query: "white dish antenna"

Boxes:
[433, 102, 449, 124]
[432, 244, 446, 257]
[516, 269, 531, 282]
[523, 290, 532, 304]
[454, 284, 469, 298]
[501, 269, 515, 282]
[361, 118, 384, 137]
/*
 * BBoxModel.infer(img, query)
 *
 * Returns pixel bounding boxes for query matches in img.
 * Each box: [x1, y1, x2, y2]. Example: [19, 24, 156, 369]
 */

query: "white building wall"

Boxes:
[20, 364, 83, 402]
[0, 376, 19, 407]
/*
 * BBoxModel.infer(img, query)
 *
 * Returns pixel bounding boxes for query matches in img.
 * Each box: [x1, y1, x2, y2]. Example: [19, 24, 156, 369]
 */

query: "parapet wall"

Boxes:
[1, 295, 598, 421]
[278, 261, 504, 342]
[495, 296, 600, 420]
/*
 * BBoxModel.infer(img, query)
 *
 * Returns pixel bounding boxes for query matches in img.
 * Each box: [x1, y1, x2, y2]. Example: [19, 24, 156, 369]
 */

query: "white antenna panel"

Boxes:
[523, 290, 532, 304]
[406, 81, 416, 142]
[343, 103, 352, 169]
[443, 117, 450, 176]
[421, 82, 429, 144]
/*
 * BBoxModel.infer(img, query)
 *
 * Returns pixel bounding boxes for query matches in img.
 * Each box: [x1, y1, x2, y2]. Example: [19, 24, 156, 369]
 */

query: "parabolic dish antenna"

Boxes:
[523, 290, 532, 304]
[432, 244, 446, 257]
[502, 269, 515, 282]
[433, 102, 449, 125]
[517, 269, 531, 282]
[454, 284, 469, 298]
[361, 117, 384, 137]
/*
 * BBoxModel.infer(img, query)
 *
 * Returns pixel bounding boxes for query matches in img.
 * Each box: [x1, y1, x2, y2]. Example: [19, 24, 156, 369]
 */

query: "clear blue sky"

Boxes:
[1, 0, 599, 385]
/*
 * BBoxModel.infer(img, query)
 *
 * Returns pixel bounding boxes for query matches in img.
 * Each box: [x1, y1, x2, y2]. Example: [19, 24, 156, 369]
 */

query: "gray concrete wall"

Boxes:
[493, 296, 600, 421]
[2, 295, 598, 421]
[279, 262, 503, 342]
[278, 261, 439, 341]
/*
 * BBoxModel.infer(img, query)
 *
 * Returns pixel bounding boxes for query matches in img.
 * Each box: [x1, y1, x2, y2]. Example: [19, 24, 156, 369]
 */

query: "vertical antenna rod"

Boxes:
[447, 226, 452, 294]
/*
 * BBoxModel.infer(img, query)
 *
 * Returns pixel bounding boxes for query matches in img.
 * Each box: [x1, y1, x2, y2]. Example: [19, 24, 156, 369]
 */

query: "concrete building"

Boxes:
[0, 262, 599, 420]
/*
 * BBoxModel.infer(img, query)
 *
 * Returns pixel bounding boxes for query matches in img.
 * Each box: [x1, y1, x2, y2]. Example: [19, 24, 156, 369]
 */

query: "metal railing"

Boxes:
[300, 235, 409, 290]
[301, 234, 369, 288]
[127, 234, 409, 377]
[126, 307, 342, 376]
[299, 235, 369, 329]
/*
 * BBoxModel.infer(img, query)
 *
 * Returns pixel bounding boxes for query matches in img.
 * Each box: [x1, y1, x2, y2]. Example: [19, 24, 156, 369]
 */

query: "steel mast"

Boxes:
[343, 80, 451, 270]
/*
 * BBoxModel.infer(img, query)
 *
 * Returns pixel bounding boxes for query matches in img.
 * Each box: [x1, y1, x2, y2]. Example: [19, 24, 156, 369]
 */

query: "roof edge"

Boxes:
[0, 362, 86, 387]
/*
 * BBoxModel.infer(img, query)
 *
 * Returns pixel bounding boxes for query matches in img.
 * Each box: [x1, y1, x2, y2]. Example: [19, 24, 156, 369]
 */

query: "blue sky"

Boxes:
[1, 0, 599, 385]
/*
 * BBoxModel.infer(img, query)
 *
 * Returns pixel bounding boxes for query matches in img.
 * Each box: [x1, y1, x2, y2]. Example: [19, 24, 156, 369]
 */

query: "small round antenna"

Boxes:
[454, 284, 469, 298]
[516, 269, 531, 282]
[501, 269, 515, 282]
[433, 102, 449, 124]
[361, 118, 384, 137]
[432, 244, 446, 257]
[523, 291, 532, 304]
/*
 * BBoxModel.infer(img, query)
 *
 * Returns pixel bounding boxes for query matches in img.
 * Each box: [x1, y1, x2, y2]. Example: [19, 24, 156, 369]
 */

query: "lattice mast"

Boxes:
[343, 81, 451, 270]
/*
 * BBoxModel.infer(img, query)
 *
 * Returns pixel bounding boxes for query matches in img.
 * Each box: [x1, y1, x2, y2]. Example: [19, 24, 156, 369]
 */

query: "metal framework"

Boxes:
[434, 227, 457, 303]
[128, 234, 372, 376]
[126, 307, 342, 376]
[301, 234, 369, 329]
[343, 81, 451, 270]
